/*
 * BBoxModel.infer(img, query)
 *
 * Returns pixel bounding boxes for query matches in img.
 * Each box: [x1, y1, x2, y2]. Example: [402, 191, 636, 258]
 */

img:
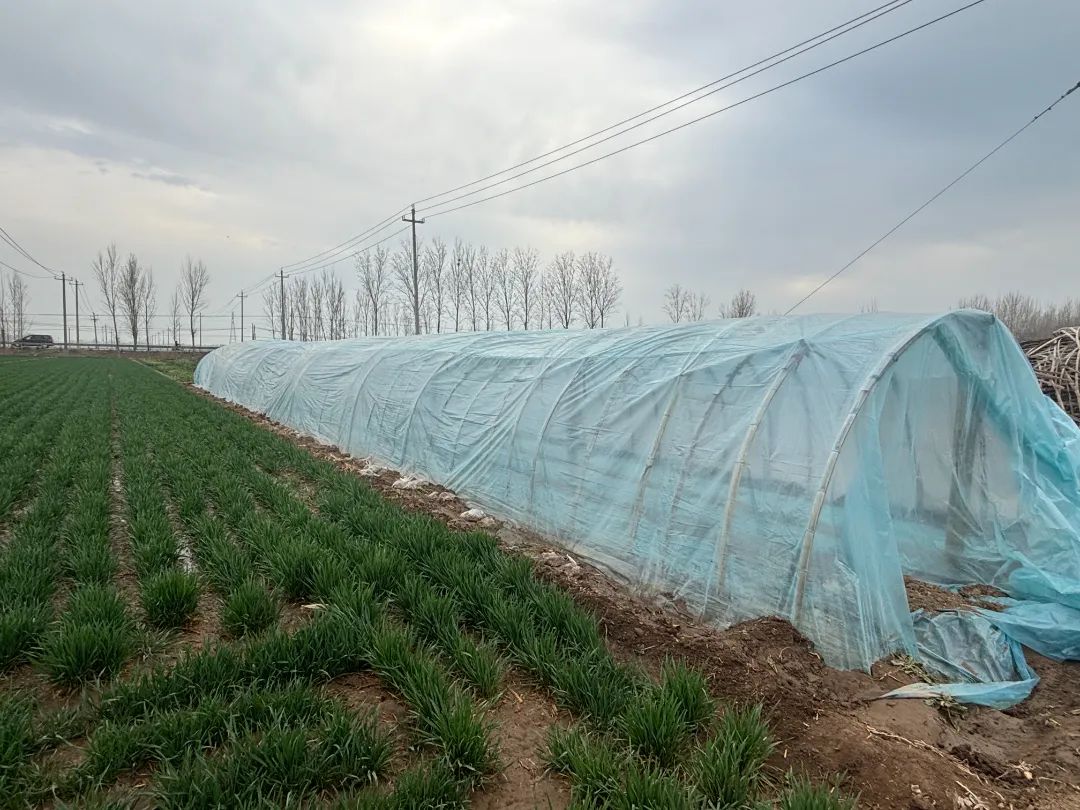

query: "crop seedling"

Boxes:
[620, 689, 690, 767]
[40, 622, 133, 686]
[615, 762, 694, 810]
[552, 649, 641, 729]
[660, 657, 716, 734]
[779, 775, 857, 810]
[141, 570, 200, 629]
[0, 605, 49, 671]
[65, 542, 116, 586]
[221, 578, 280, 638]
[691, 704, 774, 807]
[544, 726, 623, 806]
[266, 537, 323, 602]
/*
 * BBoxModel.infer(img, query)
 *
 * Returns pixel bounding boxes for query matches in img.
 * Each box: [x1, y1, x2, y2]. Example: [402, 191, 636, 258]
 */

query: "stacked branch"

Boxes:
[1024, 327, 1080, 425]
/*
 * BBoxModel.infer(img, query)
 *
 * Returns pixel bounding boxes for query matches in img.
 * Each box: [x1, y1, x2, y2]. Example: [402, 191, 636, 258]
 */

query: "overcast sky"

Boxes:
[1, 0, 1077, 340]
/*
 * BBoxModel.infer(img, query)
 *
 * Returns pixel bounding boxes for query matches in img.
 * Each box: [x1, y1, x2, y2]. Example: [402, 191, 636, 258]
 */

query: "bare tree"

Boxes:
[594, 254, 621, 328]
[859, 298, 879, 314]
[142, 267, 157, 349]
[425, 238, 448, 333]
[722, 289, 757, 318]
[352, 288, 369, 337]
[477, 248, 497, 330]
[663, 284, 688, 323]
[118, 253, 145, 350]
[687, 292, 710, 322]
[448, 240, 473, 332]
[549, 251, 577, 328]
[577, 253, 601, 328]
[468, 246, 485, 331]
[5, 272, 29, 342]
[392, 239, 426, 335]
[92, 243, 122, 349]
[169, 286, 182, 345]
[262, 285, 280, 339]
[310, 272, 326, 340]
[356, 247, 390, 337]
[575, 253, 621, 328]
[326, 271, 347, 340]
[513, 246, 539, 330]
[291, 277, 310, 341]
[493, 249, 515, 330]
[180, 256, 210, 346]
[0, 269, 8, 345]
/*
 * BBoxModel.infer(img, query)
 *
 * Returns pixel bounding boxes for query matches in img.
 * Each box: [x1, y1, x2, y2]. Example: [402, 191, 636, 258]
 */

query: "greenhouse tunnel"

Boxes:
[195, 310, 1080, 698]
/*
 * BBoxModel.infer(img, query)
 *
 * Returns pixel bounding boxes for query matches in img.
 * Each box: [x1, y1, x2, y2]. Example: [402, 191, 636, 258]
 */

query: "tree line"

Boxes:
[957, 292, 1080, 342]
[662, 285, 757, 323]
[262, 238, 622, 339]
[92, 244, 211, 349]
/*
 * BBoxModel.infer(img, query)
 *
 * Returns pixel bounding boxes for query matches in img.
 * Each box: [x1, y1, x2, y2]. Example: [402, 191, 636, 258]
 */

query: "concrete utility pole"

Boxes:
[60, 272, 68, 348]
[91, 313, 99, 345]
[69, 278, 83, 345]
[402, 204, 425, 335]
[279, 268, 286, 339]
[239, 290, 245, 341]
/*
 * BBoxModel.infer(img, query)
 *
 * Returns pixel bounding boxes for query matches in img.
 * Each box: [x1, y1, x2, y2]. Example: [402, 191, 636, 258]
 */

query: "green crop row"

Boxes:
[0, 357, 854, 808]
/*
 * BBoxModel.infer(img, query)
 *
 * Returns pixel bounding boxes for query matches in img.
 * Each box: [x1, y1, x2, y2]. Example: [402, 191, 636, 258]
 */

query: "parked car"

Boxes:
[12, 334, 55, 350]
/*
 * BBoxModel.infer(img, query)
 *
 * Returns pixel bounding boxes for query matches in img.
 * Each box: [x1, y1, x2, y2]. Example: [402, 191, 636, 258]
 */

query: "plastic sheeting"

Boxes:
[195, 311, 1080, 673]
[884, 610, 1039, 709]
[978, 599, 1080, 662]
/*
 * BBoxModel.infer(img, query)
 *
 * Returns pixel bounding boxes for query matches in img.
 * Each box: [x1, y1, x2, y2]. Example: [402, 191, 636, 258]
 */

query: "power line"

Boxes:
[284, 225, 410, 278]
[0, 225, 63, 278]
[415, 0, 918, 215]
[274, 0, 917, 277]
[785, 77, 1080, 314]
[281, 208, 411, 273]
[421, 0, 990, 221]
[0, 257, 53, 281]
[412, 0, 914, 209]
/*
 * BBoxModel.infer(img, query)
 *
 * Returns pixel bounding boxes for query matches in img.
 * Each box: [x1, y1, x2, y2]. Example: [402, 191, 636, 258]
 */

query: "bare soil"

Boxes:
[191, 385, 1080, 810]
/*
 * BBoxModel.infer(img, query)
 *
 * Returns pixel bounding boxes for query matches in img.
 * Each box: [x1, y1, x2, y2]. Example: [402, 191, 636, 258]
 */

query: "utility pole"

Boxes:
[239, 290, 245, 342]
[91, 313, 99, 346]
[402, 204, 425, 335]
[229, 312, 236, 343]
[60, 272, 68, 348]
[69, 278, 83, 345]
[199, 313, 203, 346]
[251, 323, 256, 341]
[279, 268, 287, 339]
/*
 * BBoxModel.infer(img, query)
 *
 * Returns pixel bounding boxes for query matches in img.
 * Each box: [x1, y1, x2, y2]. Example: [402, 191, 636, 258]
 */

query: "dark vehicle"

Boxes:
[12, 334, 55, 350]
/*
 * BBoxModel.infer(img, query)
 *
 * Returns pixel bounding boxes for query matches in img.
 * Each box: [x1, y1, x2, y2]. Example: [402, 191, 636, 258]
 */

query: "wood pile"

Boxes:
[1024, 326, 1080, 425]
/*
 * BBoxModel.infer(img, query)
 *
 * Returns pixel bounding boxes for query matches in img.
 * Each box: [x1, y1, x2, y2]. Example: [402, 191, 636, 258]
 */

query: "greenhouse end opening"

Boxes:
[195, 310, 1080, 706]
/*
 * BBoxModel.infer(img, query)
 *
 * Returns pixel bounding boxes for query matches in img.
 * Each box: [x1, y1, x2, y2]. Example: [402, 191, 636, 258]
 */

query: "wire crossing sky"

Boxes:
[0, 1, 1076, 324]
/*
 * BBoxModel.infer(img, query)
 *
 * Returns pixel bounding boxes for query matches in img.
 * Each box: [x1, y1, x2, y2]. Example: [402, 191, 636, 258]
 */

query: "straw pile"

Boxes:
[1024, 327, 1080, 425]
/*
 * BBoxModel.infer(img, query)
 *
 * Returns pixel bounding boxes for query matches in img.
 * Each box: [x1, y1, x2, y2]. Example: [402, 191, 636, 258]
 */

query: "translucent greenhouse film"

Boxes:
[196, 311, 1080, 680]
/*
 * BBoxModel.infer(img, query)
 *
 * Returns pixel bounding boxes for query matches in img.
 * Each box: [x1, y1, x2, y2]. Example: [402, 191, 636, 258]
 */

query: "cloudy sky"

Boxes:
[1, 0, 1077, 340]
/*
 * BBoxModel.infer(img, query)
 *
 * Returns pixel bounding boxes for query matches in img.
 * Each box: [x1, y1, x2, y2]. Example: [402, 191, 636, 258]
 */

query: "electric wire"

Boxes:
[784, 77, 1080, 314]
[415, 0, 920, 215]
[421, 0, 989, 221]
[274, 0, 918, 276]
[411, 0, 915, 208]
